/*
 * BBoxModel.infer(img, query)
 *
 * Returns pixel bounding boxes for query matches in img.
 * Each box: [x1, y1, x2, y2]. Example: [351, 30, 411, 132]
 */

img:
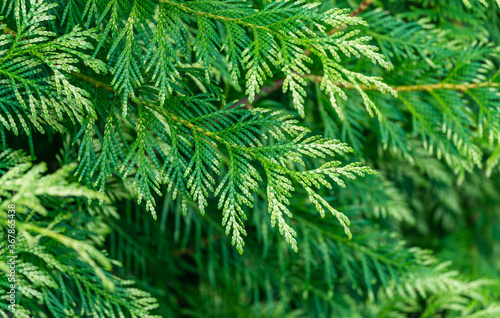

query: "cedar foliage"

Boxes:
[0, 0, 499, 317]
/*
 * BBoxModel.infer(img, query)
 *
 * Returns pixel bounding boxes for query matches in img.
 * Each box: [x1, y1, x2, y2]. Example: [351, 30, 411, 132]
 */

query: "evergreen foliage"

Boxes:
[0, 0, 499, 317]
[0, 150, 159, 317]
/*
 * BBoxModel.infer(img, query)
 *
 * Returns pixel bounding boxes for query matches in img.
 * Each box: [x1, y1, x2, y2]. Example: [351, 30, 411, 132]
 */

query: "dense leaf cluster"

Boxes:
[0, 0, 499, 317]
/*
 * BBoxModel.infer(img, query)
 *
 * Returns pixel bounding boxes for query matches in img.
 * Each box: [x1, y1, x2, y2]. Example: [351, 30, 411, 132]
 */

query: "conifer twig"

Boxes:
[239, 0, 376, 108]
[1, 24, 222, 142]
[1, 24, 116, 92]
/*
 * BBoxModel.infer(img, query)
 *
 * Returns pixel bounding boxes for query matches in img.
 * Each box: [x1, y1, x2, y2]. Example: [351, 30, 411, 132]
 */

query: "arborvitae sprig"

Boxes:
[299, 5, 500, 179]
[133, 96, 376, 253]
[0, 0, 105, 144]
[0, 150, 159, 317]
[0, 0, 385, 253]
[158, 0, 393, 117]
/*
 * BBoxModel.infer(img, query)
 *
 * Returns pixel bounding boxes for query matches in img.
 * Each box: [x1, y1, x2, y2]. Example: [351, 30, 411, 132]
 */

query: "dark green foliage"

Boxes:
[0, 0, 499, 317]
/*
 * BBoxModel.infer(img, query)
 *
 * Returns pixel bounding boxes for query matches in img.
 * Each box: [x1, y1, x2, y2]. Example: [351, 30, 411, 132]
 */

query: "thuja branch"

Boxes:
[242, 0, 376, 107]
[130, 96, 224, 144]
[1, 23, 251, 145]
[1, 24, 115, 93]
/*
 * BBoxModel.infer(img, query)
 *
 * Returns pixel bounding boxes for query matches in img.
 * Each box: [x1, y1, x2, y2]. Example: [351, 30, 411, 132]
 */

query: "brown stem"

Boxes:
[305, 75, 500, 92]
[346, 0, 376, 24]
[160, 0, 273, 33]
[2, 26, 16, 37]
[231, 78, 285, 109]
[71, 72, 115, 93]
[392, 82, 500, 92]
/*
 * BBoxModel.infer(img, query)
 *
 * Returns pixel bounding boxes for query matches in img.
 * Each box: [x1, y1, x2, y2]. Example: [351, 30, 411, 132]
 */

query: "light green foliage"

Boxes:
[0, 0, 104, 149]
[0, 150, 159, 317]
